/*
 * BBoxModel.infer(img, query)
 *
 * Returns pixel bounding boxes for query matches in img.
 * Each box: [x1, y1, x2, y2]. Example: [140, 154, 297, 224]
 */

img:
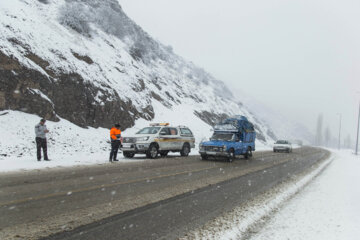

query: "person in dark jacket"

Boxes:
[35, 119, 50, 161]
[109, 123, 121, 162]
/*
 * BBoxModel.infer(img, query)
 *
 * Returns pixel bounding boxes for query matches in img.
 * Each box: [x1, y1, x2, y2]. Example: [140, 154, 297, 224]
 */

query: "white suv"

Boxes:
[121, 123, 195, 159]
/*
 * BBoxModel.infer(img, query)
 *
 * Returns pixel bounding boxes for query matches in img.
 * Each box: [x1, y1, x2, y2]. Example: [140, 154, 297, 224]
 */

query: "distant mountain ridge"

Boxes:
[0, 0, 276, 144]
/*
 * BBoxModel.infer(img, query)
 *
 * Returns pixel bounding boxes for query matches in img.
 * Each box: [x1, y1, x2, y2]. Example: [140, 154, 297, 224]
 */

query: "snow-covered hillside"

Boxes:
[0, 0, 277, 169]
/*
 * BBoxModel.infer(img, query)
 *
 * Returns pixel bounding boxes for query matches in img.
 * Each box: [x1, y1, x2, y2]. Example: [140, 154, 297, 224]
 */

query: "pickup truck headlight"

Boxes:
[137, 136, 149, 142]
[223, 145, 227, 151]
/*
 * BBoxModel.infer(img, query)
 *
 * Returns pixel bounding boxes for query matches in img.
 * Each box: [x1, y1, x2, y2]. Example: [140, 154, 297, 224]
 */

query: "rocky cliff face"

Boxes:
[0, 0, 276, 143]
[0, 51, 153, 129]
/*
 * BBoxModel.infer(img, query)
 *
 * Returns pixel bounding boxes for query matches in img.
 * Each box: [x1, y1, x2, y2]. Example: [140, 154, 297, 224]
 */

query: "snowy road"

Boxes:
[0, 147, 328, 240]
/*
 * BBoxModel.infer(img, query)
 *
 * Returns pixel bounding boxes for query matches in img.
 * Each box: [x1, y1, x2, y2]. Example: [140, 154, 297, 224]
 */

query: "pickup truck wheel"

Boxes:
[123, 152, 135, 158]
[228, 148, 235, 162]
[245, 147, 252, 159]
[200, 154, 208, 160]
[160, 151, 169, 157]
[146, 144, 158, 159]
[180, 143, 190, 157]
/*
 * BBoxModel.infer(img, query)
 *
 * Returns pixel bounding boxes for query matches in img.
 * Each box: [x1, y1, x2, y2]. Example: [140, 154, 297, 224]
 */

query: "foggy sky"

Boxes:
[119, 0, 360, 144]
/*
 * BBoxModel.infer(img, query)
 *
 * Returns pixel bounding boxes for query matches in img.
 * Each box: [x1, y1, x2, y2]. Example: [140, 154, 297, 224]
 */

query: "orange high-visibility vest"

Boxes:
[110, 127, 121, 141]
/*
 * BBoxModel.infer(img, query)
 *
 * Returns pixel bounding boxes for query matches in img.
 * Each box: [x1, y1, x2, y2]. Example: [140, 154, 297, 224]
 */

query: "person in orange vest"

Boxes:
[109, 123, 121, 162]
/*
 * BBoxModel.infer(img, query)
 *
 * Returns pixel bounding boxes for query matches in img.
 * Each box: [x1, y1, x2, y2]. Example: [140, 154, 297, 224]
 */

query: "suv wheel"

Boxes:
[146, 144, 158, 159]
[180, 143, 190, 157]
[200, 154, 208, 160]
[123, 152, 135, 158]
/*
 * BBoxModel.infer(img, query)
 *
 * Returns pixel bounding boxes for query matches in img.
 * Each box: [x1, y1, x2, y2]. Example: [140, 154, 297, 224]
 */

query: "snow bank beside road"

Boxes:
[0, 111, 111, 172]
[250, 149, 360, 240]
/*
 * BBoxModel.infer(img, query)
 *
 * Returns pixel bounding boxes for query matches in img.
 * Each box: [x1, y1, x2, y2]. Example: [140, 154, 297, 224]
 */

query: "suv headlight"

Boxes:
[223, 145, 227, 151]
[137, 136, 149, 142]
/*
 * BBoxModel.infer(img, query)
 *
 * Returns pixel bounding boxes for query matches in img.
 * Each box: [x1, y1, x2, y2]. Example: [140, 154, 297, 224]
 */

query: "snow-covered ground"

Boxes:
[0, 110, 271, 173]
[0, 110, 110, 172]
[250, 149, 360, 240]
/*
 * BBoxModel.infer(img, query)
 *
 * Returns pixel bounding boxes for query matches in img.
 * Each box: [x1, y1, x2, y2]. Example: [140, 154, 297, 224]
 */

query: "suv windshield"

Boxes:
[136, 127, 161, 134]
[210, 133, 234, 141]
[276, 140, 288, 144]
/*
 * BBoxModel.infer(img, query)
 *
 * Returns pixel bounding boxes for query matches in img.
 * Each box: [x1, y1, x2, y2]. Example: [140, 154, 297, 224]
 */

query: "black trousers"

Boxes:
[110, 141, 121, 161]
[36, 137, 48, 160]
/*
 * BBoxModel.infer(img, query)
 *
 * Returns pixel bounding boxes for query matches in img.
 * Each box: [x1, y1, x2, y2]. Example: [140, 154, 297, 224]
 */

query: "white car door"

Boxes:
[169, 128, 182, 150]
[179, 128, 193, 149]
[158, 127, 172, 150]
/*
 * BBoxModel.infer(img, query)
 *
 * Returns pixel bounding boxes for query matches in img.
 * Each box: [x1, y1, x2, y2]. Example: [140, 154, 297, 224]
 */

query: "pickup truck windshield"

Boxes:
[210, 133, 234, 141]
[136, 127, 161, 134]
[276, 140, 288, 144]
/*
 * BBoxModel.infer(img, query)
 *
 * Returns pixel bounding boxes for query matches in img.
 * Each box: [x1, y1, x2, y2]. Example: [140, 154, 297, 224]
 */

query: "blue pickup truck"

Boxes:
[199, 116, 256, 162]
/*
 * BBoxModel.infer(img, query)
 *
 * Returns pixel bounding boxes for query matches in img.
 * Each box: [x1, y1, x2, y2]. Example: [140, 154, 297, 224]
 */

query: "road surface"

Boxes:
[0, 147, 329, 240]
